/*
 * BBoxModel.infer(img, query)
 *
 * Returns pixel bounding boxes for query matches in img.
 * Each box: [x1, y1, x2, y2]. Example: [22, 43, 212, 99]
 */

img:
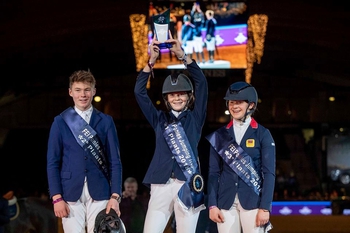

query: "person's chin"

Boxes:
[172, 106, 184, 111]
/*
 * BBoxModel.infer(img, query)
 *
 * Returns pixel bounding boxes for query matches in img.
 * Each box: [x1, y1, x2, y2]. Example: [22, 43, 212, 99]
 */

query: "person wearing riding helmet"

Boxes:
[134, 33, 208, 233]
[206, 81, 275, 233]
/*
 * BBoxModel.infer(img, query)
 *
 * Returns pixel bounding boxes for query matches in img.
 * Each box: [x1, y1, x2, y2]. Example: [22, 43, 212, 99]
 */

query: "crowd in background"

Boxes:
[273, 169, 347, 201]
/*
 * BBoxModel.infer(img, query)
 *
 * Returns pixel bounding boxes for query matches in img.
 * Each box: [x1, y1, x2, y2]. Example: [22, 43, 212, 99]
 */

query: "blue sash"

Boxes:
[61, 107, 110, 180]
[163, 122, 205, 211]
[206, 126, 262, 196]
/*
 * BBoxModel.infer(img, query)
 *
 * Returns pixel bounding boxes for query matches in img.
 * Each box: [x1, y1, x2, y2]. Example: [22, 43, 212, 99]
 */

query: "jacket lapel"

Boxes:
[90, 108, 102, 129]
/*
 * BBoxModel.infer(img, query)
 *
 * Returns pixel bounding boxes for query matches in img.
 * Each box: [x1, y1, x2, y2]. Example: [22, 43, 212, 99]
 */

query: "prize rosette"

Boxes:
[190, 173, 204, 193]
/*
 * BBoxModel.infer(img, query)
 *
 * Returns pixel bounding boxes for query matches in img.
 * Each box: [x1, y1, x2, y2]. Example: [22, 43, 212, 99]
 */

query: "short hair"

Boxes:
[69, 70, 96, 88]
[124, 177, 138, 185]
[205, 10, 214, 18]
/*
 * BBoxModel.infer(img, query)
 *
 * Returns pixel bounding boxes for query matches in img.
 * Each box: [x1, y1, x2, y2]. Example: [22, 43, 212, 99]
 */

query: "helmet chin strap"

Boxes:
[239, 106, 254, 123]
[239, 110, 249, 123]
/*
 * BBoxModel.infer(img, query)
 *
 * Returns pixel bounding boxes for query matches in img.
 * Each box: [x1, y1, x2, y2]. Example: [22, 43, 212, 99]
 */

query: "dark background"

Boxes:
[0, 0, 349, 198]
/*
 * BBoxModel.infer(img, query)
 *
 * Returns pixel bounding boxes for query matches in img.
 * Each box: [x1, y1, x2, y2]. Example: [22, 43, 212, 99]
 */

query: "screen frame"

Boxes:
[147, 0, 249, 70]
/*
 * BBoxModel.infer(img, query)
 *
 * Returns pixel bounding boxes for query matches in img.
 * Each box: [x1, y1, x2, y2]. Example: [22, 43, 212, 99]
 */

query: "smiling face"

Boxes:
[124, 181, 138, 199]
[166, 91, 189, 112]
[69, 81, 96, 111]
[227, 100, 254, 121]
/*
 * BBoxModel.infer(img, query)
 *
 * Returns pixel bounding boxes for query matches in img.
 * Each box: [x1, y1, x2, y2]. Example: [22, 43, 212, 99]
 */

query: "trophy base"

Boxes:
[157, 43, 172, 49]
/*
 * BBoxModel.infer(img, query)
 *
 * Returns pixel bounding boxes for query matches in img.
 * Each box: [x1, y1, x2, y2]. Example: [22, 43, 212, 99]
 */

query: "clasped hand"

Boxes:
[149, 31, 184, 62]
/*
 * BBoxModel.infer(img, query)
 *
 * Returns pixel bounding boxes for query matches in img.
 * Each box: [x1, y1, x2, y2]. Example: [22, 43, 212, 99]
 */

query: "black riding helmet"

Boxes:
[162, 73, 194, 111]
[224, 81, 258, 120]
[224, 81, 257, 105]
[94, 208, 126, 233]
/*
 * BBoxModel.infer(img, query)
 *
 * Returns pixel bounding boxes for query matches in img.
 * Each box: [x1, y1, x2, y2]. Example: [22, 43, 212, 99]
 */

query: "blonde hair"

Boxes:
[205, 10, 214, 18]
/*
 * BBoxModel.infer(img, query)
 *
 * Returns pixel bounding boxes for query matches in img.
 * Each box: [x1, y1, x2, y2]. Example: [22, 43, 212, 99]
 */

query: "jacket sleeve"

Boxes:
[105, 115, 123, 196]
[207, 145, 221, 208]
[46, 117, 64, 198]
[259, 128, 276, 211]
[134, 71, 159, 129]
[187, 61, 208, 128]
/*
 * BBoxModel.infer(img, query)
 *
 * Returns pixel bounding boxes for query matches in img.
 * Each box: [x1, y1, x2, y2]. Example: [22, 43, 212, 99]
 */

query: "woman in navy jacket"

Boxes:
[134, 34, 208, 233]
[206, 81, 275, 233]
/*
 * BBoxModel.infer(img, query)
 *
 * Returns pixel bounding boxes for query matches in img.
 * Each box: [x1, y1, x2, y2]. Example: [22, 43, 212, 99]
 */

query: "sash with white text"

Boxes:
[61, 107, 110, 180]
[206, 126, 262, 196]
[163, 122, 205, 211]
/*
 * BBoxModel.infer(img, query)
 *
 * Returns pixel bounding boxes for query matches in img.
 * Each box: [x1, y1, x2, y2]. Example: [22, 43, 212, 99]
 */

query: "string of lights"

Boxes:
[245, 14, 268, 84]
[129, 14, 149, 72]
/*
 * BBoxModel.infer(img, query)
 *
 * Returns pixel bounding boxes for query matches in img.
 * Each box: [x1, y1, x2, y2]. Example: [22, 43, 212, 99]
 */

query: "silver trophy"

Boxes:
[153, 9, 172, 49]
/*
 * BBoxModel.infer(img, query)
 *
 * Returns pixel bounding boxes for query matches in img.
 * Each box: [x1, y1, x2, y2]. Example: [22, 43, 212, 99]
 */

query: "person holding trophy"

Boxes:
[191, 2, 206, 64]
[134, 28, 208, 232]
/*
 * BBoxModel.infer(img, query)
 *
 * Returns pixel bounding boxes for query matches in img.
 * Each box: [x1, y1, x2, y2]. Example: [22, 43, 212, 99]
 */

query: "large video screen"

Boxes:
[327, 135, 350, 185]
[148, 0, 249, 70]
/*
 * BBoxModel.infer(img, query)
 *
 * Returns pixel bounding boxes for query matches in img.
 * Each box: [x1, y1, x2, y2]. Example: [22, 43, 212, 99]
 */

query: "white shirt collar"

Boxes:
[75, 106, 93, 119]
[171, 110, 183, 118]
[233, 116, 251, 145]
[234, 116, 251, 127]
